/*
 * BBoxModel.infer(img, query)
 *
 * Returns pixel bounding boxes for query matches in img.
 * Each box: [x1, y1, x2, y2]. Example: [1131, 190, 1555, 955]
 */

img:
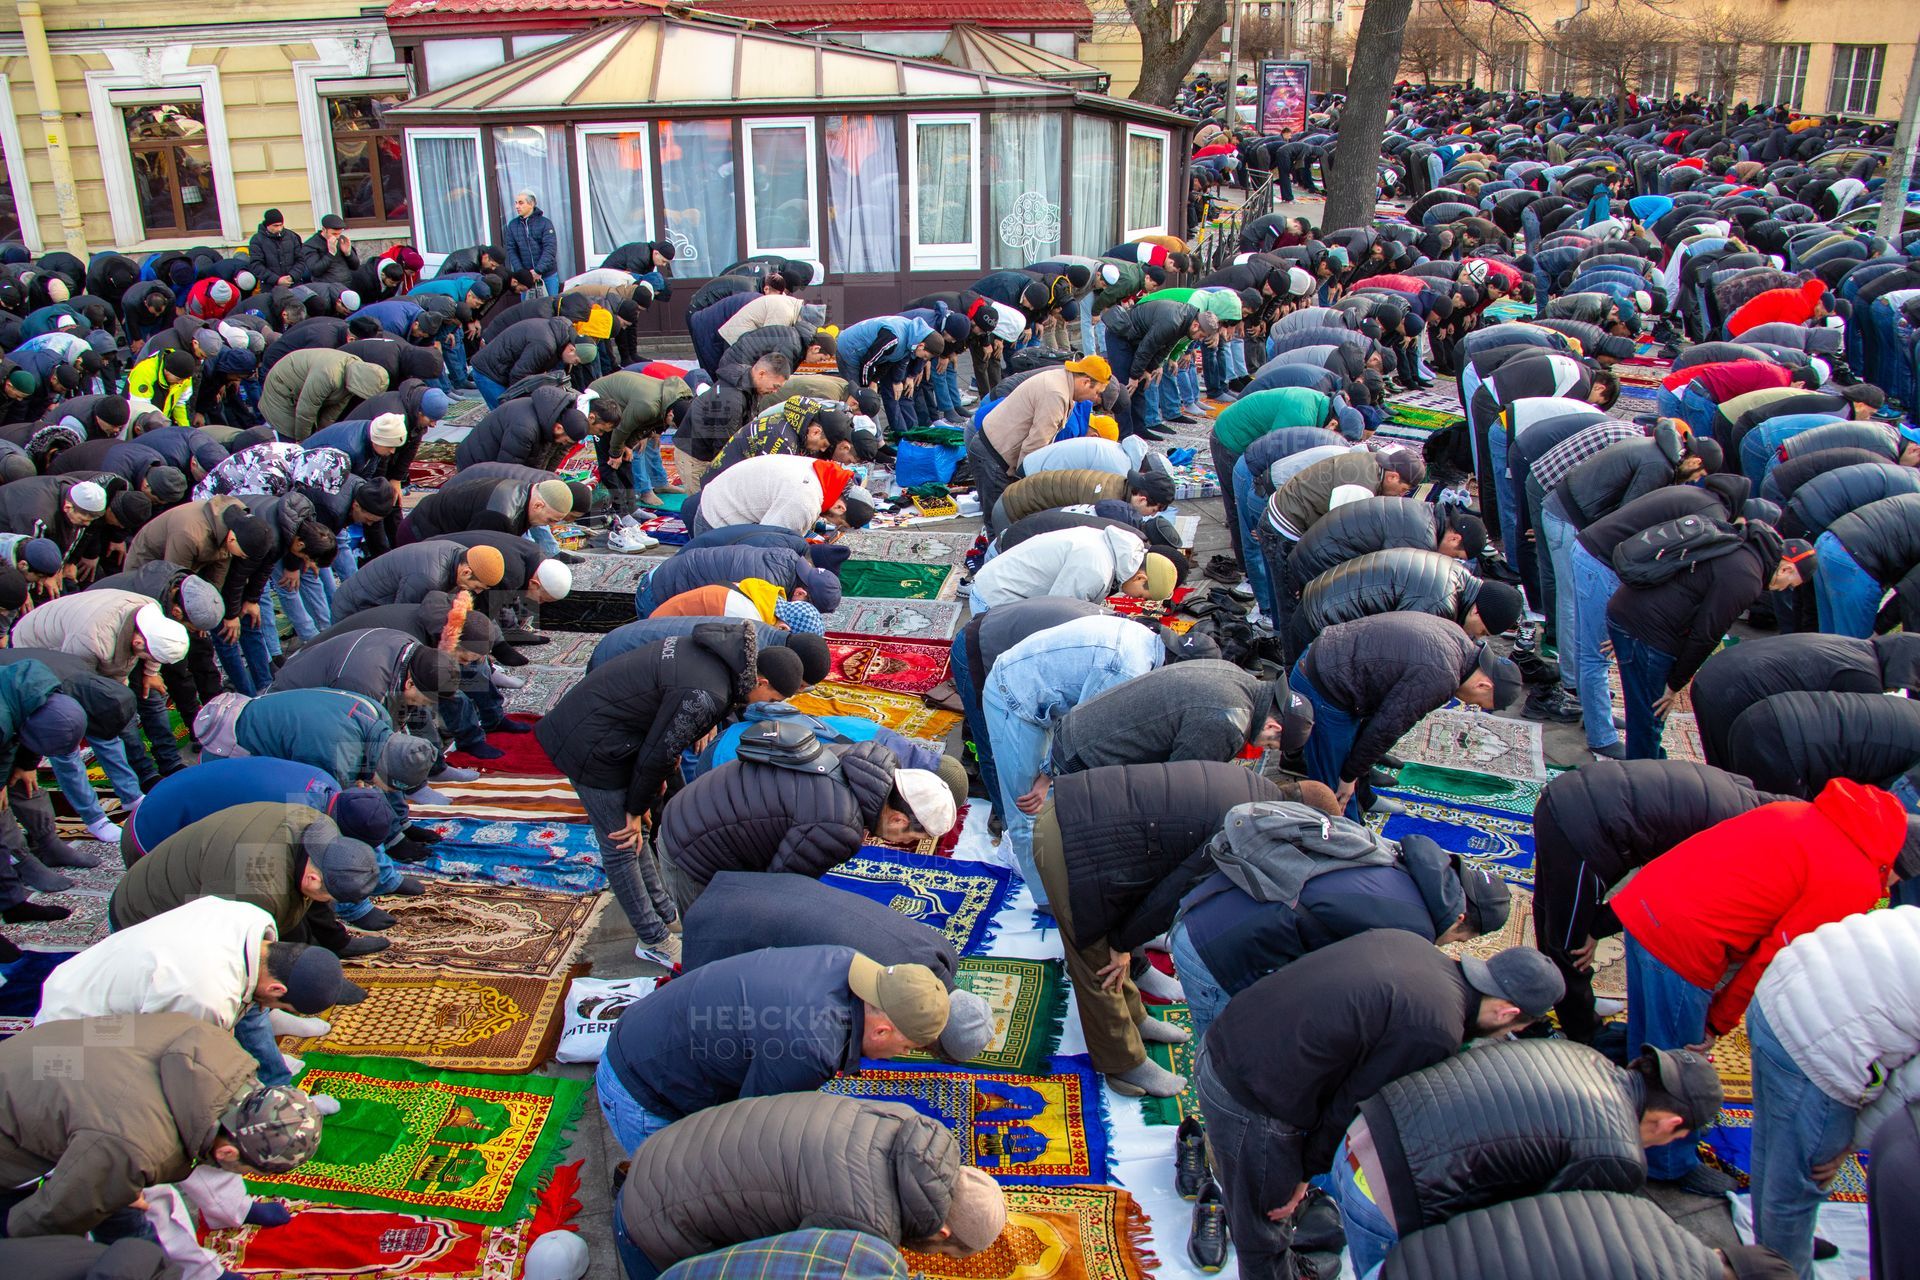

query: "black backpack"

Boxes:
[1611, 513, 1743, 587]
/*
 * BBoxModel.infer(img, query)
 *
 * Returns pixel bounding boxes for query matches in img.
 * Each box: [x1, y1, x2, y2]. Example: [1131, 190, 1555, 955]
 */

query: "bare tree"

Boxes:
[1397, 7, 1471, 85]
[1239, 9, 1291, 62]
[1086, 0, 1232, 106]
[1551, 0, 1677, 110]
[1689, 3, 1789, 103]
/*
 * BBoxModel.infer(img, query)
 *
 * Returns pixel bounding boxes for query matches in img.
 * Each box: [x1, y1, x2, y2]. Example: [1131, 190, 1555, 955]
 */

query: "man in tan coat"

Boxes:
[125, 497, 278, 647]
[0, 1012, 320, 1238]
[969, 356, 1110, 531]
[9, 589, 189, 684]
[259, 349, 389, 441]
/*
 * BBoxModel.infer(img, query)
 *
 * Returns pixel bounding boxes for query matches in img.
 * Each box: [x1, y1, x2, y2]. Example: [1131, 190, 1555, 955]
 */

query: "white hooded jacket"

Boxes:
[35, 896, 274, 1030]
[969, 525, 1146, 613]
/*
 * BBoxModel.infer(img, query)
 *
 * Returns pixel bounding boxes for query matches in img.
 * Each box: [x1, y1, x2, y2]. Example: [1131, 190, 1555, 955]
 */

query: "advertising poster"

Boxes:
[1257, 60, 1312, 135]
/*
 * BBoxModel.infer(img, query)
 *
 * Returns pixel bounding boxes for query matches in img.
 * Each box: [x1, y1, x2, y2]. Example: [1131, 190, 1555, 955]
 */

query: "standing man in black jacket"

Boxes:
[1195, 930, 1561, 1280]
[1290, 612, 1522, 820]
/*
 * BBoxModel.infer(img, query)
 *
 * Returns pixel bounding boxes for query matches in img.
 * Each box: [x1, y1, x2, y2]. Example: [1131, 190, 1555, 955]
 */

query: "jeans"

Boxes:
[442, 328, 471, 387]
[234, 1003, 292, 1085]
[1291, 660, 1361, 822]
[1169, 920, 1229, 1048]
[932, 360, 960, 414]
[982, 676, 1051, 894]
[596, 1054, 675, 1153]
[632, 441, 670, 495]
[612, 1192, 662, 1280]
[1539, 503, 1581, 695]
[1487, 425, 1518, 567]
[1195, 1046, 1306, 1280]
[473, 370, 508, 408]
[136, 690, 185, 775]
[271, 572, 332, 641]
[1567, 542, 1623, 750]
[575, 781, 677, 944]
[213, 619, 275, 697]
[950, 626, 1000, 811]
[1234, 466, 1275, 614]
[333, 849, 405, 923]
[47, 738, 143, 828]
[1749, 1001, 1858, 1278]
[1256, 524, 1298, 639]
[528, 525, 562, 557]
[1623, 930, 1711, 1179]
[1328, 1136, 1399, 1276]
[1813, 532, 1883, 637]
[1610, 624, 1678, 761]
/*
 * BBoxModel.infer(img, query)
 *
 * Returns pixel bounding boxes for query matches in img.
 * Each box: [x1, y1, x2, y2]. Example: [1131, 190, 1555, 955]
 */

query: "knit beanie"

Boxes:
[368, 413, 408, 448]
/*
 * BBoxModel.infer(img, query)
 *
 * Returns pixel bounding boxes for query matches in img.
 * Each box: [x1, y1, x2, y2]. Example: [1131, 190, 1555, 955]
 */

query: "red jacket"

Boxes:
[1357, 274, 1429, 296]
[1727, 278, 1827, 339]
[1612, 777, 1905, 1035]
[1663, 360, 1793, 402]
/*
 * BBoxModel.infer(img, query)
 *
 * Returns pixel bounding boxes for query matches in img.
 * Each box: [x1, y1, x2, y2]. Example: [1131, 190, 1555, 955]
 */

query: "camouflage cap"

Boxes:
[221, 1084, 323, 1172]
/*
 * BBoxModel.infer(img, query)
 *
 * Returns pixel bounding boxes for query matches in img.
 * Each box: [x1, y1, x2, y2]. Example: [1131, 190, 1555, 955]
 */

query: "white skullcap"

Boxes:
[892, 767, 958, 836]
[67, 480, 107, 514]
[135, 603, 190, 664]
[533, 559, 573, 599]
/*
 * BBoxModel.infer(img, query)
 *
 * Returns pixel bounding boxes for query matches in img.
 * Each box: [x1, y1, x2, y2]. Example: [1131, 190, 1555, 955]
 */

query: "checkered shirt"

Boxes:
[1530, 420, 1646, 492]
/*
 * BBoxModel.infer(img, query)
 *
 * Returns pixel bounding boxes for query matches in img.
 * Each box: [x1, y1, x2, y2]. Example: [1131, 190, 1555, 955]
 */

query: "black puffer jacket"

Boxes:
[1778, 419, 1901, 468]
[0, 648, 135, 738]
[1726, 691, 1920, 799]
[269, 626, 418, 714]
[1048, 661, 1281, 776]
[1575, 477, 1746, 563]
[1532, 759, 1777, 890]
[1286, 498, 1441, 595]
[403, 475, 532, 540]
[1554, 420, 1684, 528]
[1360, 1039, 1646, 1234]
[331, 540, 468, 615]
[682, 871, 957, 984]
[537, 622, 758, 813]
[1692, 633, 1920, 767]
[656, 740, 899, 889]
[1055, 761, 1282, 952]
[1761, 446, 1889, 504]
[1828, 492, 1920, 587]
[1294, 548, 1482, 639]
[471, 317, 575, 386]
[1380, 1191, 1726, 1280]
[682, 362, 759, 463]
[640, 545, 841, 615]
[453, 385, 577, 471]
[1302, 612, 1478, 784]
[1606, 526, 1780, 688]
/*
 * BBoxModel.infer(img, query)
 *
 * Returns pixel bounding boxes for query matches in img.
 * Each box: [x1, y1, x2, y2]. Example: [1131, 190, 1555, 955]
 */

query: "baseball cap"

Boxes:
[144, 465, 188, 505]
[329, 785, 395, 846]
[943, 1168, 1009, 1253]
[1781, 537, 1816, 569]
[1161, 627, 1221, 662]
[756, 645, 808, 697]
[299, 823, 380, 902]
[847, 953, 950, 1046]
[18, 693, 86, 757]
[892, 767, 958, 837]
[135, 603, 191, 664]
[1128, 468, 1177, 509]
[1442, 508, 1489, 559]
[1063, 355, 1113, 383]
[773, 599, 826, 636]
[17, 538, 60, 577]
[937, 988, 994, 1064]
[1642, 1043, 1725, 1132]
[378, 733, 439, 791]
[276, 943, 368, 1015]
[177, 574, 224, 632]
[1275, 684, 1315, 752]
[227, 515, 277, 562]
[1461, 946, 1565, 1019]
[1456, 861, 1512, 935]
[221, 1084, 322, 1173]
[1475, 644, 1524, 710]
[532, 558, 572, 599]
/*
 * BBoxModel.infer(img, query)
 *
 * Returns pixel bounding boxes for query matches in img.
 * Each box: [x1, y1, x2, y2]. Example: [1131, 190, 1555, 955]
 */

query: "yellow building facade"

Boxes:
[0, 0, 409, 256]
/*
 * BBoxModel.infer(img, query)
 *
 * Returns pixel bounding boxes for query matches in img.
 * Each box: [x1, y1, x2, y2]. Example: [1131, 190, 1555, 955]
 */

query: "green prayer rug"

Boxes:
[246, 1053, 586, 1226]
[1385, 763, 1547, 815]
[1140, 1004, 1198, 1126]
[837, 559, 954, 600]
[900, 957, 1067, 1074]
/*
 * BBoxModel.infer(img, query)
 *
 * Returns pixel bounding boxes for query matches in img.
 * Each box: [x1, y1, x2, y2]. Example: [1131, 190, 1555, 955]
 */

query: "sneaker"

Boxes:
[1292, 1187, 1346, 1253]
[555, 550, 587, 565]
[1591, 741, 1627, 760]
[1523, 686, 1583, 724]
[635, 934, 683, 967]
[340, 936, 391, 957]
[610, 525, 661, 553]
[84, 817, 122, 843]
[1175, 1117, 1210, 1199]
[1187, 1181, 1231, 1273]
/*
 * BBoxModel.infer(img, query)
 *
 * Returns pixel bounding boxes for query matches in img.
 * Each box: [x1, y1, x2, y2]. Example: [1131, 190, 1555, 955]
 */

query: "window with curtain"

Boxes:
[659, 119, 738, 277]
[1071, 117, 1116, 257]
[409, 133, 486, 254]
[582, 127, 653, 260]
[988, 113, 1062, 268]
[326, 90, 408, 226]
[494, 123, 576, 280]
[125, 99, 219, 238]
[744, 120, 815, 257]
[1125, 129, 1166, 236]
[912, 116, 976, 267]
[1827, 45, 1885, 115]
[825, 114, 898, 275]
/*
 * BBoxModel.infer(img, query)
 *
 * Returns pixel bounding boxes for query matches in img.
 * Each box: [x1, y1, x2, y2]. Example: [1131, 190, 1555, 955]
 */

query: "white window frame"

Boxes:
[1828, 44, 1885, 116]
[404, 126, 488, 272]
[86, 66, 241, 250]
[741, 116, 822, 278]
[1640, 45, 1677, 100]
[907, 112, 980, 273]
[1122, 124, 1171, 240]
[293, 61, 413, 234]
[1764, 44, 1809, 109]
[575, 122, 654, 269]
[0, 75, 41, 253]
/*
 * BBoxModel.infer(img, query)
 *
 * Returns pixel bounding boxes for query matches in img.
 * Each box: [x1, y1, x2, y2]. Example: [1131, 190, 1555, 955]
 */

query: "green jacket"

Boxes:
[110, 801, 330, 933]
[1144, 287, 1238, 363]
[999, 469, 1131, 524]
[592, 371, 693, 454]
[1212, 388, 1333, 455]
[1093, 260, 1146, 313]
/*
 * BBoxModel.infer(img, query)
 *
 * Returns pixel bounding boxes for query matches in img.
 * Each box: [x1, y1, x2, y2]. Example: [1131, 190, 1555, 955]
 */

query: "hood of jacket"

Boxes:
[1810, 776, 1906, 874]
[690, 620, 761, 705]
[154, 1018, 261, 1160]
[529, 383, 576, 430]
[343, 359, 389, 400]
[1207, 801, 1396, 907]
[1651, 418, 1684, 468]
[1100, 525, 1147, 582]
[1873, 634, 1920, 692]
[836, 739, 903, 832]
[1398, 833, 1469, 936]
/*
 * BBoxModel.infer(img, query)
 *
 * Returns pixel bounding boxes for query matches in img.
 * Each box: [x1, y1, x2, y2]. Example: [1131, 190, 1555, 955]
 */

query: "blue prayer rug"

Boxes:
[419, 818, 608, 894]
[1374, 795, 1537, 888]
[822, 848, 1014, 956]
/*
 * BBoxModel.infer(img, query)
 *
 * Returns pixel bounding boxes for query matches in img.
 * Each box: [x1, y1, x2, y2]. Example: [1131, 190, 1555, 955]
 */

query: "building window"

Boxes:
[125, 99, 221, 239]
[743, 118, 819, 265]
[406, 129, 487, 258]
[1697, 46, 1732, 103]
[1124, 126, 1168, 238]
[658, 119, 739, 277]
[824, 115, 898, 276]
[1071, 117, 1118, 257]
[1828, 45, 1885, 116]
[327, 91, 408, 227]
[579, 125, 654, 266]
[495, 124, 577, 281]
[1495, 42, 1527, 93]
[1541, 47, 1577, 94]
[1763, 43, 1809, 109]
[1639, 46, 1676, 99]
[989, 113, 1062, 268]
[422, 39, 506, 91]
[909, 113, 980, 272]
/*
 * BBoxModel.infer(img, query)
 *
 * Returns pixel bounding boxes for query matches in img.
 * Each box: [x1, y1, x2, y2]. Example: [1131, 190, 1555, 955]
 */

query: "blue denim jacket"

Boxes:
[985, 614, 1164, 725]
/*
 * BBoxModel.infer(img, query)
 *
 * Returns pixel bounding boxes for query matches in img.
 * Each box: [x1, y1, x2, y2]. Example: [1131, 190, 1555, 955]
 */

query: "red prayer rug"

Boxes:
[824, 633, 953, 696]
[201, 1204, 527, 1278]
[447, 716, 562, 776]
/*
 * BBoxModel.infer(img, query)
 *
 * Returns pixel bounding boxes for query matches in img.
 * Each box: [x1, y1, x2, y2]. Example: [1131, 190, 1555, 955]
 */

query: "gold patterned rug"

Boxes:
[354, 882, 606, 978]
[903, 1185, 1155, 1280]
[279, 968, 579, 1073]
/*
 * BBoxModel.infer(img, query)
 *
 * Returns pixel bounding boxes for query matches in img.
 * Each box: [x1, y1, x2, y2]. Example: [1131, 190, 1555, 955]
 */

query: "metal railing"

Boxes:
[1191, 174, 1276, 274]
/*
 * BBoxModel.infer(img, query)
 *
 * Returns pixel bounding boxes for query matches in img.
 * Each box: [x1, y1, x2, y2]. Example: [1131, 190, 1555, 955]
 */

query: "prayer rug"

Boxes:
[0, 949, 74, 1035]
[792, 684, 961, 739]
[504, 668, 584, 717]
[1140, 1003, 1200, 1127]
[1391, 708, 1548, 782]
[1435, 884, 1626, 1002]
[638, 513, 690, 545]
[564, 554, 665, 595]
[533, 594, 640, 634]
[899, 957, 1067, 1074]
[408, 460, 458, 490]
[248, 1054, 587, 1226]
[815, 597, 963, 639]
[822, 1056, 1109, 1184]
[353, 882, 606, 977]
[1104, 587, 1197, 634]
[822, 847, 1014, 956]
[837, 560, 955, 600]
[1711, 1019, 1754, 1103]
[824, 633, 952, 697]
[837, 530, 978, 562]
[1662, 711, 1707, 764]
[8, 858, 118, 952]
[1701, 1106, 1870, 1202]
[1376, 796, 1538, 888]
[201, 1205, 527, 1279]
[1614, 381, 1662, 417]
[902, 1185, 1155, 1280]
[408, 777, 586, 823]
[448, 716, 565, 775]
[1384, 762, 1547, 815]
[278, 968, 576, 1073]
[519, 631, 601, 670]
[419, 819, 607, 894]
[1388, 386, 1468, 415]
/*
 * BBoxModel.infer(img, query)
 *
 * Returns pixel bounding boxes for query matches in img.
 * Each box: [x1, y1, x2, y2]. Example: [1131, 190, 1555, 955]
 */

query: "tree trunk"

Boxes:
[1324, 0, 1413, 229]
[1130, 0, 1230, 107]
